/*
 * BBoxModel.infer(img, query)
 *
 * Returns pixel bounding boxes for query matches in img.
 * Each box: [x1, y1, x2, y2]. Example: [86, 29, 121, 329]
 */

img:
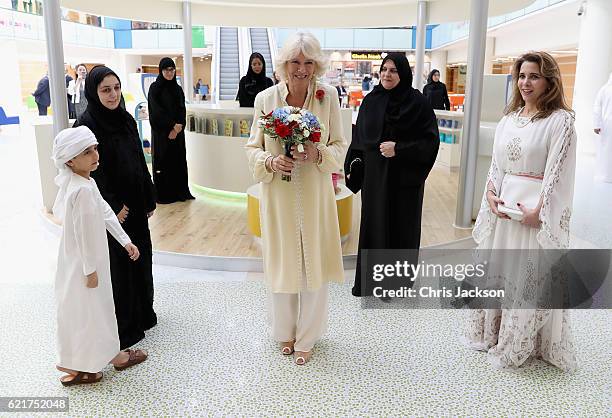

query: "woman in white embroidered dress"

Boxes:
[245, 32, 346, 365]
[465, 51, 578, 372]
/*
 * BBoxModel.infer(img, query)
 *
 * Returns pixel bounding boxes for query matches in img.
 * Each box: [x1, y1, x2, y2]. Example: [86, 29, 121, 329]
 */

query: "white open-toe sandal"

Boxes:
[294, 351, 312, 365]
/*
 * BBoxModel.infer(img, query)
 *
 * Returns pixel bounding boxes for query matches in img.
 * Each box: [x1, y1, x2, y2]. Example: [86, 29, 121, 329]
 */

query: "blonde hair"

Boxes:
[274, 32, 328, 81]
[504, 51, 573, 120]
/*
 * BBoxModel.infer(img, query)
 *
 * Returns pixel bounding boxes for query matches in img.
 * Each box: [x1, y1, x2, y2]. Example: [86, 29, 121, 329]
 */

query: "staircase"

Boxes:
[218, 27, 240, 100]
[249, 28, 274, 78]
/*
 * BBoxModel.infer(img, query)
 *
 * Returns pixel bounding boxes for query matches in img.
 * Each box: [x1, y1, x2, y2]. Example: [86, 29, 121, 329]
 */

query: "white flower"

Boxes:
[297, 144, 304, 153]
[303, 129, 310, 137]
[287, 114, 300, 122]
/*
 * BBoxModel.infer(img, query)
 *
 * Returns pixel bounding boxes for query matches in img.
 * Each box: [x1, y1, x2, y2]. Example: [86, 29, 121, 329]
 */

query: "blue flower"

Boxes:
[301, 111, 320, 129]
[272, 107, 290, 123]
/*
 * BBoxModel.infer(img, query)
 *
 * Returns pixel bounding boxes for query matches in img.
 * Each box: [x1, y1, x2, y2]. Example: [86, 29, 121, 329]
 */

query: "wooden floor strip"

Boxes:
[149, 164, 473, 257]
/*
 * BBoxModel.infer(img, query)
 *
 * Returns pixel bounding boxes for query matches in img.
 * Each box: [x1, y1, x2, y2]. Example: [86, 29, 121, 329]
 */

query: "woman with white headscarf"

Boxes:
[52, 126, 147, 386]
[593, 73, 612, 182]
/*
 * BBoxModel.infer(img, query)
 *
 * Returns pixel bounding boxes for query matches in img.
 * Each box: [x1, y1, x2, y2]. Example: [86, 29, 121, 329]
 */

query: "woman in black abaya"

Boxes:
[75, 65, 157, 348]
[423, 69, 451, 110]
[344, 53, 439, 297]
[237, 52, 274, 107]
[148, 57, 195, 204]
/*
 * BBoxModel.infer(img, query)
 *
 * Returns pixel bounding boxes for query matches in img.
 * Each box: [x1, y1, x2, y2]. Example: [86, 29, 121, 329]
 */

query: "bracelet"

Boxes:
[487, 188, 496, 196]
[265, 155, 277, 173]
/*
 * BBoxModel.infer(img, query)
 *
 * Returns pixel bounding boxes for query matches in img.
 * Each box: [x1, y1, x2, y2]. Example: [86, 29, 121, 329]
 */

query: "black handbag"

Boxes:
[346, 156, 364, 194]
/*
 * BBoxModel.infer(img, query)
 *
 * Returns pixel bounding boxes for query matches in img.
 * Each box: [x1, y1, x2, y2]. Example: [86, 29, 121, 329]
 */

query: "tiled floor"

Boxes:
[0, 123, 610, 416]
[0, 267, 610, 416]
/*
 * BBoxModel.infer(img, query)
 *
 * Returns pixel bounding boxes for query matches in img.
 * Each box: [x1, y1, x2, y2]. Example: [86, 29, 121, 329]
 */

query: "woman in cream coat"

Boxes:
[245, 32, 346, 365]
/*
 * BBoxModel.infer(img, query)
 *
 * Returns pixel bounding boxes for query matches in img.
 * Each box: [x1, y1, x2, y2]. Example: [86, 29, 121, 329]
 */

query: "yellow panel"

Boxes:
[247, 195, 261, 237]
[336, 195, 353, 237]
[247, 194, 353, 239]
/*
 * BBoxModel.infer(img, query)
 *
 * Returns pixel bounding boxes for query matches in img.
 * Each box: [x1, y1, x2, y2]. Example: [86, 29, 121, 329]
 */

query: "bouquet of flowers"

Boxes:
[258, 106, 323, 181]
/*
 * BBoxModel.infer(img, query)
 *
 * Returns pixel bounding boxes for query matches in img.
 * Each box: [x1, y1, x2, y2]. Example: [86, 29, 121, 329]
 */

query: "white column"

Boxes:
[430, 49, 448, 83]
[413, 0, 427, 90]
[484, 36, 495, 74]
[455, 0, 489, 228]
[42, 0, 68, 135]
[573, 0, 612, 155]
[182, 1, 193, 102]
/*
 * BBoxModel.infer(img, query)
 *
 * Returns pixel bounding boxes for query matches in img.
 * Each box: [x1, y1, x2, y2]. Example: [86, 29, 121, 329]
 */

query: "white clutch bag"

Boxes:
[498, 174, 542, 221]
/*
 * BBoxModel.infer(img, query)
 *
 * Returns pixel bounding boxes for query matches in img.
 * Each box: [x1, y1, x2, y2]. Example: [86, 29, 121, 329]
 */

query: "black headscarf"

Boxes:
[426, 69, 441, 85]
[246, 52, 268, 85]
[82, 65, 130, 133]
[356, 53, 421, 146]
[148, 57, 185, 126]
[157, 57, 178, 86]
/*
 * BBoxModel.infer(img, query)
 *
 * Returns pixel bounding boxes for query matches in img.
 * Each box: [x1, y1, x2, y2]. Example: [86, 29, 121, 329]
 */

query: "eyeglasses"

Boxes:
[162, 68, 176, 73]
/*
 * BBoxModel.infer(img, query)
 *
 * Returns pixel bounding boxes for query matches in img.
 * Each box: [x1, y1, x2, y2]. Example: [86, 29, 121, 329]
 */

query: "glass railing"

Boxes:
[0, 7, 113, 48]
[431, 0, 568, 48]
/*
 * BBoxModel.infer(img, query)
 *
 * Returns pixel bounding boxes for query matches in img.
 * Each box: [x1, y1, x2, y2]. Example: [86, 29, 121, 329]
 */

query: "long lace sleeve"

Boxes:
[537, 111, 577, 249]
[473, 120, 506, 244]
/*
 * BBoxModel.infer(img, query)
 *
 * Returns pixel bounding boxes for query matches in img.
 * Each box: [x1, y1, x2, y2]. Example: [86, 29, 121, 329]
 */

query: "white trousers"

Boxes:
[267, 283, 328, 352]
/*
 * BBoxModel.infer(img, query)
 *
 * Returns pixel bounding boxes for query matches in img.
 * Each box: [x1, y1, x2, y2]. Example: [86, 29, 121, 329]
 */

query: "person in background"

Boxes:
[237, 52, 274, 107]
[75, 65, 157, 350]
[194, 78, 202, 95]
[65, 64, 75, 119]
[423, 69, 451, 110]
[335, 81, 347, 106]
[371, 72, 380, 87]
[148, 57, 195, 204]
[593, 72, 612, 183]
[344, 53, 439, 297]
[245, 32, 346, 365]
[272, 71, 281, 85]
[32, 73, 50, 116]
[361, 74, 372, 93]
[67, 64, 89, 120]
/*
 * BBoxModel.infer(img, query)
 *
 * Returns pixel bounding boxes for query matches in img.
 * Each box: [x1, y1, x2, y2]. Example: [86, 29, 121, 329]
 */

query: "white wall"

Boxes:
[446, 46, 467, 64]
[0, 40, 22, 117]
[430, 50, 448, 82]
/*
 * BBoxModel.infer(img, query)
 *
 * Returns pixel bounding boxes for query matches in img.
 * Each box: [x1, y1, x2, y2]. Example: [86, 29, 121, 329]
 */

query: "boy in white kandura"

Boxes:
[52, 126, 148, 386]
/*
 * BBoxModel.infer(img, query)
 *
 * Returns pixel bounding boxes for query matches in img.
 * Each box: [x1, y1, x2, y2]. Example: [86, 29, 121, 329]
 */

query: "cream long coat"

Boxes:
[245, 81, 346, 293]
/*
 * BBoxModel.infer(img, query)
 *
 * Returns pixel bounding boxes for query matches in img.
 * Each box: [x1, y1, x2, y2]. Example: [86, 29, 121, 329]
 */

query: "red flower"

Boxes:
[275, 123, 292, 138]
[311, 131, 321, 143]
[315, 89, 325, 102]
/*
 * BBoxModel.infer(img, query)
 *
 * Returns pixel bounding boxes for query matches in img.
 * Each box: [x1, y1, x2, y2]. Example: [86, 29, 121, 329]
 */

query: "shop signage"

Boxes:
[351, 51, 385, 61]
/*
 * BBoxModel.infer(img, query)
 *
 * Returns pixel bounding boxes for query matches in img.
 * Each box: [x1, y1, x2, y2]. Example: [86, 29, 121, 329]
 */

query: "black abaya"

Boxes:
[75, 65, 157, 349]
[344, 54, 439, 297]
[148, 57, 194, 204]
